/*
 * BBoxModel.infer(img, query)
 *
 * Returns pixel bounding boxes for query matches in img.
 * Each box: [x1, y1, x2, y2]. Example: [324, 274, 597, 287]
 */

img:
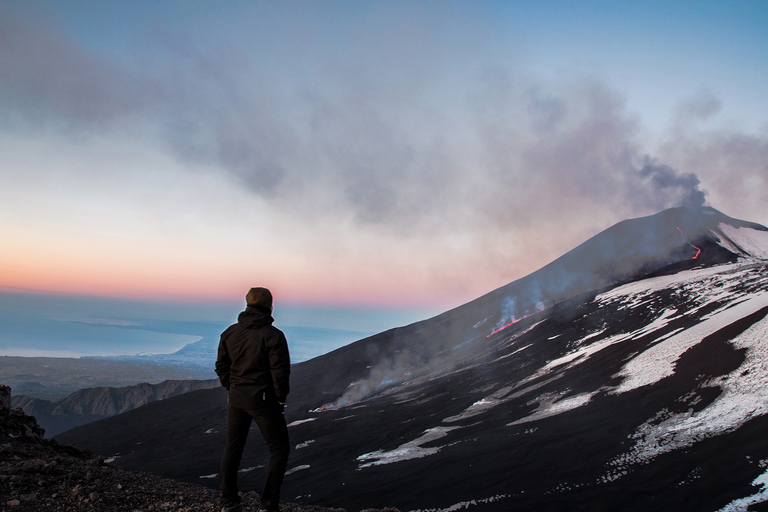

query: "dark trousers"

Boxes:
[220, 403, 290, 511]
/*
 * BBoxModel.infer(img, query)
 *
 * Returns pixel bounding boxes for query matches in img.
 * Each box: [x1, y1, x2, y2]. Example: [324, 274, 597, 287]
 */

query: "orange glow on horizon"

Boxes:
[0, 224, 514, 310]
[0, 249, 477, 309]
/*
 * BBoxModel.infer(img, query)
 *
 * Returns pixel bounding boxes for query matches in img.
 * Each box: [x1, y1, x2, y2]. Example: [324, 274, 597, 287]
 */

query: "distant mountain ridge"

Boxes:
[57, 206, 768, 512]
[14, 379, 219, 437]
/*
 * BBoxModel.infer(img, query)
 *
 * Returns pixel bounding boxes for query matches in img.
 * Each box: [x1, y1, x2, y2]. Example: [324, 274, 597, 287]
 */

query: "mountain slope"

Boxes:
[13, 379, 219, 437]
[56, 206, 768, 512]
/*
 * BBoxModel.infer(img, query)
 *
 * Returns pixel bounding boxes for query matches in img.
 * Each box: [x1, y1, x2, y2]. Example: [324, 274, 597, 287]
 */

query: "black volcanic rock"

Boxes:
[56, 207, 768, 512]
[0, 385, 393, 512]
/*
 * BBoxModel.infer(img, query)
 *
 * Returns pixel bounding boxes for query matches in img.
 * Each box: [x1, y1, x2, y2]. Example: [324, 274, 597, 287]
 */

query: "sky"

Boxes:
[1, 0, 767, 319]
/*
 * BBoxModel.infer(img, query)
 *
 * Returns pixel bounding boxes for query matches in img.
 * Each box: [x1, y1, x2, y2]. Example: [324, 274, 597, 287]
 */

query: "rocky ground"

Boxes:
[1, 386, 396, 512]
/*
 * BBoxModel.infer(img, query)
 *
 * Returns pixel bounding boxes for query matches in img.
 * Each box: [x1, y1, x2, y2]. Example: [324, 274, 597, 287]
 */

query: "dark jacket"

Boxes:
[215, 306, 291, 409]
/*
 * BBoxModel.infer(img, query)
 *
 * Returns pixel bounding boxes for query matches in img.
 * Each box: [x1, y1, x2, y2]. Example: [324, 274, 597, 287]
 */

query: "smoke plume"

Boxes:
[2, 3, 766, 305]
[636, 159, 707, 209]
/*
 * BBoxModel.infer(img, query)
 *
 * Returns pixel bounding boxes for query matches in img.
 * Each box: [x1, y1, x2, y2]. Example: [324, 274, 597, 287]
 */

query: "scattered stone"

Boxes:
[0, 384, 399, 512]
[0, 385, 11, 410]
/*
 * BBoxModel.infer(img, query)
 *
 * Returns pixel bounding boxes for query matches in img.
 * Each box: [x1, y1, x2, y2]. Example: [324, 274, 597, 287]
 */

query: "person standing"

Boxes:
[216, 287, 291, 512]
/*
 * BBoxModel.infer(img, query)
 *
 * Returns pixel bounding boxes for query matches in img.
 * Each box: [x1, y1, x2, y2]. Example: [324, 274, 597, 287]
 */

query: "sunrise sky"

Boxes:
[1, 0, 767, 312]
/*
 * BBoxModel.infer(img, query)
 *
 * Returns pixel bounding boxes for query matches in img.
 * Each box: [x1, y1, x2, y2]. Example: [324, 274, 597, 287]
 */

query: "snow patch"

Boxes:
[508, 391, 598, 426]
[714, 467, 768, 511]
[597, 263, 747, 305]
[473, 316, 492, 329]
[285, 465, 310, 475]
[608, 311, 768, 475]
[624, 308, 678, 340]
[540, 332, 629, 373]
[443, 395, 507, 423]
[495, 343, 533, 361]
[357, 426, 462, 468]
[573, 327, 607, 345]
[409, 494, 511, 512]
[718, 224, 768, 260]
[612, 290, 768, 394]
[287, 418, 317, 427]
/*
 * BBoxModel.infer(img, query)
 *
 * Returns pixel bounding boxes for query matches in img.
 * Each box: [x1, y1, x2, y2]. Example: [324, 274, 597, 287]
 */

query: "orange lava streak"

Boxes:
[487, 311, 539, 337]
[487, 319, 521, 337]
[676, 227, 701, 260]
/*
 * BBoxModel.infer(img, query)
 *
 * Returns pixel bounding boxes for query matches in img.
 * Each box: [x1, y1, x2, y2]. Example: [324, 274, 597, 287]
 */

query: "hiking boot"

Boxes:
[221, 505, 242, 512]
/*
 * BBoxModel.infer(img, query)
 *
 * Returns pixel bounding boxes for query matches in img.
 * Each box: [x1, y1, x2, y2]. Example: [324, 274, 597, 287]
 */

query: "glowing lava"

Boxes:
[487, 316, 527, 337]
[487, 306, 548, 338]
[676, 227, 701, 259]
[311, 402, 350, 412]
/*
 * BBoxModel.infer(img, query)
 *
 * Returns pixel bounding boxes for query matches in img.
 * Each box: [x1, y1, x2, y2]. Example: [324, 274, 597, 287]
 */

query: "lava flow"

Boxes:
[311, 401, 349, 412]
[487, 305, 548, 338]
[487, 316, 528, 337]
[676, 226, 702, 259]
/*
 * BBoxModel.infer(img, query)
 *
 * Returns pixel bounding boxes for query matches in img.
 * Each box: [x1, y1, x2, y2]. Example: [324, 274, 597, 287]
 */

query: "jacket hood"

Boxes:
[237, 306, 274, 329]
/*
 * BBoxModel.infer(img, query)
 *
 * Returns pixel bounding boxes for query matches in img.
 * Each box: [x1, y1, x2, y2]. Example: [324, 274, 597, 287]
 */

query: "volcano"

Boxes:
[57, 206, 768, 512]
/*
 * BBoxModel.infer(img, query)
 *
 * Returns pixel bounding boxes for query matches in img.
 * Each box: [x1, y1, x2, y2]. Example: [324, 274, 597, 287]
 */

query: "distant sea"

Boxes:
[0, 289, 439, 363]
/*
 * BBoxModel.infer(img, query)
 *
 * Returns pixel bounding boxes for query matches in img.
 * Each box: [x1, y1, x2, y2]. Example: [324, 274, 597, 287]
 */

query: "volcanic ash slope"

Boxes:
[278, 261, 768, 512]
[56, 207, 768, 512]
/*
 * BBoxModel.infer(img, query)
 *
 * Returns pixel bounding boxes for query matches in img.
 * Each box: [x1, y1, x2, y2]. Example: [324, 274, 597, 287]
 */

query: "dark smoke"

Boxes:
[637, 158, 707, 209]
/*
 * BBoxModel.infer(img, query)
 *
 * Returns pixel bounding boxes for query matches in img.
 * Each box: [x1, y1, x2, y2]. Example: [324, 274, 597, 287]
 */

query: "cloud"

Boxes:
[1, 3, 765, 305]
[0, 13, 157, 133]
[671, 88, 722, 123]
[0, 9, 711, 226]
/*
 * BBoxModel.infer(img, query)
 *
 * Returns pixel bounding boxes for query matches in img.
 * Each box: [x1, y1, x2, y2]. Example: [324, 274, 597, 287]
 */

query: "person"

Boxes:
[215, 287, 291, 512]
